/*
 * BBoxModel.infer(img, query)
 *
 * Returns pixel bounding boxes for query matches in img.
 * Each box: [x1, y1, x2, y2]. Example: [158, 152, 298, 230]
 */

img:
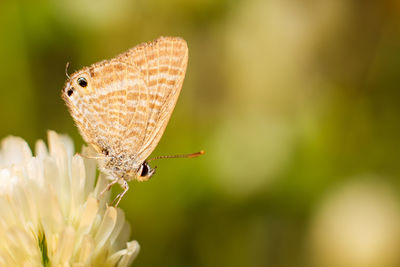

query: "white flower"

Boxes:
[0, 131, 139, 266]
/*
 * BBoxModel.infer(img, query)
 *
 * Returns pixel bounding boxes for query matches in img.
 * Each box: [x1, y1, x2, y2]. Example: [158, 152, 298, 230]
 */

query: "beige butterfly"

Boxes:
[62, 36, 203, 205]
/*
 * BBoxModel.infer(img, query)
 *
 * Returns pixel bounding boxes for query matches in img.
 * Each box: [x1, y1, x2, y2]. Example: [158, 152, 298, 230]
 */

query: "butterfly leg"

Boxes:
[99, 178, 119, 199]
[111, 180, 129, 207]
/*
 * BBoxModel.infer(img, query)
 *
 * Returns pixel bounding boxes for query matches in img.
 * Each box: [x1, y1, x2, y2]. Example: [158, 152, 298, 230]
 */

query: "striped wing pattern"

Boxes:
[62, 36, 188, 167]
[63, 61, 149, 157]
[117, 37, 188, 162]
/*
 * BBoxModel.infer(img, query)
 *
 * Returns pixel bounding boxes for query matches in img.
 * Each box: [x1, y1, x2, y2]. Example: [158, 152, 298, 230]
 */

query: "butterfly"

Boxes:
[62, 36, 202, 205]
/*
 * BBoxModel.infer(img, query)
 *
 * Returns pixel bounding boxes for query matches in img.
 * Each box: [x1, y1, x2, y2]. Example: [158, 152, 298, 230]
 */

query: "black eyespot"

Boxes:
[67, 88, 74, 96]
[102, 148, 109, 156]
[140, 163, 149, 177]
[77, 77, 88, 87]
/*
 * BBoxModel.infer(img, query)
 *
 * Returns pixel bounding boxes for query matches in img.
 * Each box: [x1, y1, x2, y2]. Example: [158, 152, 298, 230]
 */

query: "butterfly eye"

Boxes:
[140, 162, 149, 177]
[77, 77, 88, 87]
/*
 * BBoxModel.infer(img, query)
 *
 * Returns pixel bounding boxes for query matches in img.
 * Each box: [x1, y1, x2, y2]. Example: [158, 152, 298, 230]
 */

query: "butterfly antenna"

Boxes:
[148, 150, 205, 162]
[65, 62, 70, 79]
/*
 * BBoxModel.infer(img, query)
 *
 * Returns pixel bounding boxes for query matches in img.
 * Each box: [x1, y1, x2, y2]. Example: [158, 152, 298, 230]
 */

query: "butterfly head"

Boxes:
[136, 161, 156, 182]
[98, 149, 156, 182]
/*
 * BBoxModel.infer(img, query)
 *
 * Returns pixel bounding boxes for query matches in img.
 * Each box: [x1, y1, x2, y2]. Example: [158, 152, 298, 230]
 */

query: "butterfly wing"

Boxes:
[63, 36, 188, 167]
[62, 59, 150, 158]
[117, 36, 189, 163]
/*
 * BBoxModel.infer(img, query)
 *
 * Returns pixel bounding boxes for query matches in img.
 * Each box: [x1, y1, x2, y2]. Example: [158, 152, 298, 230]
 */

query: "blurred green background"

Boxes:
[2, 0, 400, 266]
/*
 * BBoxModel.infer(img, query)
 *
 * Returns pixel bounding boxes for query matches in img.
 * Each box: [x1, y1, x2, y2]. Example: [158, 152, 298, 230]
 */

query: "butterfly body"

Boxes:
[62, 37, 188, 196]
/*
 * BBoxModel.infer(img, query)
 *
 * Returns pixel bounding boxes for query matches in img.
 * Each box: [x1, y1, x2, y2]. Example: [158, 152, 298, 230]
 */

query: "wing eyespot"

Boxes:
[102, 148, 110, 156]
[77, 77, 88, 87]
[67, 87, 74, 96]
